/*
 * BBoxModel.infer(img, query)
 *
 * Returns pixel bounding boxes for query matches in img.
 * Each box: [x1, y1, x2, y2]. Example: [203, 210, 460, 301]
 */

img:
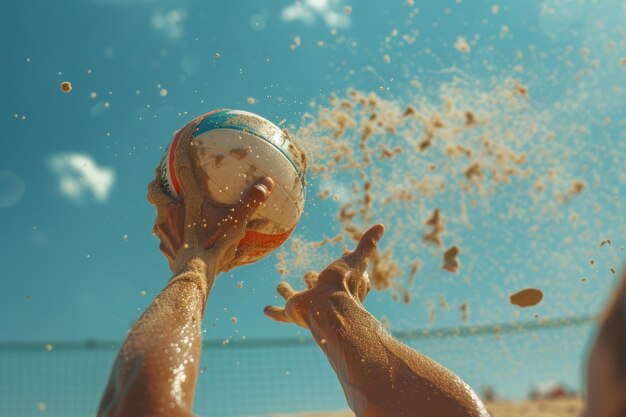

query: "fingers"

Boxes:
[204, 177, 274, 249]
[277, 282, 296, 300]
[158, 240, 174, 260]
[263, 306, 291, 323]
[347, 224, 385, 263]
[233, 177, 275, 224]
[147, 170, 177, 207]
[303, 271, 319, 289]
[154, 203, 185, 247]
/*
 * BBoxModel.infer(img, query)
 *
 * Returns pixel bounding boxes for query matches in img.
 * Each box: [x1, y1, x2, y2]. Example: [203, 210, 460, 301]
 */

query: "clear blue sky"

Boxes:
[1, 0, 625, 400]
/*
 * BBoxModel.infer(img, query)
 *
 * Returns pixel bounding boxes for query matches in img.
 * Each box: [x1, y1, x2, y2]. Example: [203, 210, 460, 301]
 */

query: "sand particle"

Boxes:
[454, 37, 471, 53]
[424, 209, 445, 247]
[442, 245, 460, 273]
[460, 303, 469, 323]
[60, 82, 72, 93]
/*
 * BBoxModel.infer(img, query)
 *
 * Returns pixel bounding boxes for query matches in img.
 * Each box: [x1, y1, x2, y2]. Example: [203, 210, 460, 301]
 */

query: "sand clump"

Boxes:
[442, 245, 461, 273]
[60, 81, 72, 93]
[369, 247, 403, 291]
[423, 209, 445, 247]
[509, 288, 544, 308]
[555, 180, 585, 204]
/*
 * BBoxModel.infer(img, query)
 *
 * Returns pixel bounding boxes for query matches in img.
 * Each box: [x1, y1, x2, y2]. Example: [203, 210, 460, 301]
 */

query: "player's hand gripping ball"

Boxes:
[157, 109, 307, 267]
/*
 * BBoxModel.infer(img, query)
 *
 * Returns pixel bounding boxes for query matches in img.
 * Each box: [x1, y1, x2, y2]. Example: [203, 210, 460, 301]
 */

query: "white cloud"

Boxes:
[282, 2, 315, 25]
[152, 8, 187, 40]
[282, 0, 350, 28]
[48, 153, 115, 203]
[91, 1, 188, 40]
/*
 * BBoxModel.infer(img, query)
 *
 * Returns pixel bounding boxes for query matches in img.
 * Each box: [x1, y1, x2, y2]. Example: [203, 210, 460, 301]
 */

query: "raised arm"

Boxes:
[264, 225, 490, 417]
[97, 172, 274, 417]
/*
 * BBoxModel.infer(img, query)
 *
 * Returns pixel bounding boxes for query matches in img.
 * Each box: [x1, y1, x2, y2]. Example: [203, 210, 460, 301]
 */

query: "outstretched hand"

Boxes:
[264, 224, 385, 328]
[148, 167, 274, 274]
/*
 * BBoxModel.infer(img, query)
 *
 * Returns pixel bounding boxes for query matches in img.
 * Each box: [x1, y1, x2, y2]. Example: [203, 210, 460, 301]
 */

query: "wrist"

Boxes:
[304, 290, 355, 339]
[172, 252, 219, 282]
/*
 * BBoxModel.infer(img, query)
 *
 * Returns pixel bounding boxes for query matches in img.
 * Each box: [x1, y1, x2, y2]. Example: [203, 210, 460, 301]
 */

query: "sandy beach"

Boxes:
[268, 397, 585, 417]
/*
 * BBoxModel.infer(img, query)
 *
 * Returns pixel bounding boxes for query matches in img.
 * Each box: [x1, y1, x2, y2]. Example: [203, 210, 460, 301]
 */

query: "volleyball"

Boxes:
[159, 109, 307, 266]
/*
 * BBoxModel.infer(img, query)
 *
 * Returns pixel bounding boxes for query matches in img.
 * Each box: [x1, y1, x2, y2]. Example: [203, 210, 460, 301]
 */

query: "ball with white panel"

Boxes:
[159, 109, 307, 266]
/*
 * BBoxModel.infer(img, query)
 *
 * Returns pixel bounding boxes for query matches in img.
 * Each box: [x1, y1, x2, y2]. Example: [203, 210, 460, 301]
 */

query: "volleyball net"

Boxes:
[0, 315, 595, 417]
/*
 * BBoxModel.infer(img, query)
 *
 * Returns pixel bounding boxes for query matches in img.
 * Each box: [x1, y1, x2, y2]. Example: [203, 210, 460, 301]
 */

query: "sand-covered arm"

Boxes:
[97, 260, 217, 417]
[97, 172, 274, 417]
[265, 225, 490, 417]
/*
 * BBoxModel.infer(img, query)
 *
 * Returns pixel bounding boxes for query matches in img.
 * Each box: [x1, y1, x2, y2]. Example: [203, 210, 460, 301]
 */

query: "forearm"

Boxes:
[306, 292, 488, 417]
[98, 258, 217, 417]
[305, 293, 396, 416]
